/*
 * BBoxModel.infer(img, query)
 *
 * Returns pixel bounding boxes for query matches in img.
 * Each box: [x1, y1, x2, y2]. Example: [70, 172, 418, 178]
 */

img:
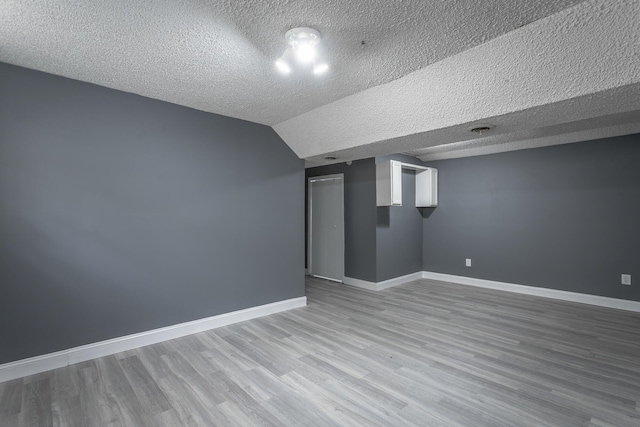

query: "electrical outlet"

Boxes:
[465, 259, 472, 267]
[621, 274, 631, 285]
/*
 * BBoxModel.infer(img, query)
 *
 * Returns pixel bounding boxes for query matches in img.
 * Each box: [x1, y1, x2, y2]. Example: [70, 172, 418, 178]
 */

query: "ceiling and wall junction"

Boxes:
[1, 0, 638, 165]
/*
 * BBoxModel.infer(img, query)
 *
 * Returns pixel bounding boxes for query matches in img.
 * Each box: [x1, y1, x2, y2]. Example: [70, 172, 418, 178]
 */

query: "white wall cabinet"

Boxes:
[376, 160, 403, 206]
[376, 160, 438, 207]
[415, 167, 438, 207]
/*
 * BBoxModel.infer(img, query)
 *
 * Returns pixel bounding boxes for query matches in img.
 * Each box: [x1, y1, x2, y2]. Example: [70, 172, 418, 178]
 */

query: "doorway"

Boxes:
[308, 174, 344, 282]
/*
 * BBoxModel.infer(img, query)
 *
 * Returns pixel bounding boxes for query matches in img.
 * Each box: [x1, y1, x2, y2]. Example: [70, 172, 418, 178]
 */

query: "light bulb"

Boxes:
[275, 58, 291, 74]
[277, 28, 327, 76]
[313, 63, 329, 75]
[294, 41, 317, 64]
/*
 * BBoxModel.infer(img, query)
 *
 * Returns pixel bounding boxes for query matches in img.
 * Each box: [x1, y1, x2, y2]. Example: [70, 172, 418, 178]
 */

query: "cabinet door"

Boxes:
[376, 160, 403, 206]
[416, 168, 438, 207]
[390, 160, 402, 205]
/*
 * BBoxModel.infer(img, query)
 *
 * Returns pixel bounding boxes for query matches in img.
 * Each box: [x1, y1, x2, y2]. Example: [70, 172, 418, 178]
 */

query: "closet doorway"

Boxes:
[308, 174, 344, 282]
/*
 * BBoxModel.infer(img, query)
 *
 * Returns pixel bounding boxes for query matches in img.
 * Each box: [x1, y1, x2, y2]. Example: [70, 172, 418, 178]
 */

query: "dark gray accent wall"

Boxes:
[306, 154, 424, 283]
[423, 134, 640, 301]
[305, 160, 377, 282]
[0, 62, 304, 364]
[375, 155, 424, 281]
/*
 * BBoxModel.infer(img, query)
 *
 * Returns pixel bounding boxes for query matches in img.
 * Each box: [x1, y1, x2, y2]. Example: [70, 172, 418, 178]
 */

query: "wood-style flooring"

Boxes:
[1, 276, 640, 426]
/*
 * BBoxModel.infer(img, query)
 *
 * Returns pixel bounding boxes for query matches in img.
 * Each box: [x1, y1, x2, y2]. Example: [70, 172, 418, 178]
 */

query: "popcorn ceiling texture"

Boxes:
[0, 0, 582, 125]
[276, 0, 640, 163]
[1, 0, 638, 162]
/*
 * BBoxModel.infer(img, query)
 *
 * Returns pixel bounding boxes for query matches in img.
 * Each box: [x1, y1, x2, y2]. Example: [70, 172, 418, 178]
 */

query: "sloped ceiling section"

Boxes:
[0, 0, 583, 127]
[275, 0, 640, 165]
[1, 0, 637, 163]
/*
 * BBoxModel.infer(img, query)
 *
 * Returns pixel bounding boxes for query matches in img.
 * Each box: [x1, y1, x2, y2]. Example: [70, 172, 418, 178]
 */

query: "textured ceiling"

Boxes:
[1, 0, 638, 164]
[284, 0, 640, 165]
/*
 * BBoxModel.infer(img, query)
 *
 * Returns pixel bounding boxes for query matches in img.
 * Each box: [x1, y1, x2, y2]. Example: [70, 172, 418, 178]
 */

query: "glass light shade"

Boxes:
[313, 63, 329, 75]
[294, 41, 317, 64]
[275, 58, 291, 74]
[276, 28, 328, 77]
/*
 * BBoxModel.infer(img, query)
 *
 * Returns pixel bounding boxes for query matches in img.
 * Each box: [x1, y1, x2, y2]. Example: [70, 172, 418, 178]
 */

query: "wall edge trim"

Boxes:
[344, 271, 640, 313]
[343, 271, 423, 291]
[422, 271, 640, 313]
[0, 296, 307, 383]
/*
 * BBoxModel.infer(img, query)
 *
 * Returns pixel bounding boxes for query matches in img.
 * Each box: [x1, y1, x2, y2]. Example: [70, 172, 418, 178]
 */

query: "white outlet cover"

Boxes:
[621, 274, 631, 285]
[465, 259, 472, 267]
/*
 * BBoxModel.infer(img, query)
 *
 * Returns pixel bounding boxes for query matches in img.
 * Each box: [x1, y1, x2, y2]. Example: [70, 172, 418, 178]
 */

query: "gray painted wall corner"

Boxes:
[422, 134, 640, 302]
[375, 154, 424, 282]
[0, 62, 304, 364]
[305, 159, 377, 282]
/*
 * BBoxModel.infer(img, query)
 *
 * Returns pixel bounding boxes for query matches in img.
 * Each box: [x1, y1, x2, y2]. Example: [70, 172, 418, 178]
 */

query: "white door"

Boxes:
[308, 174, 344, 282]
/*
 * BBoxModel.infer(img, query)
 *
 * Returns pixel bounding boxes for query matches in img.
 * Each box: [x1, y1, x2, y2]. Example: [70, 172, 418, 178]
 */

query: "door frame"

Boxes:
[307, 173, 345, 282]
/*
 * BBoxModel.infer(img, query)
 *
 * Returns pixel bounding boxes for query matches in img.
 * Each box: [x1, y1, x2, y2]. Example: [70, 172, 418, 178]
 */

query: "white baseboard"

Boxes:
[422, 271, 640, 313]
[0, 296, 306, 383]
[344, 270, 640, 313]
[343, 271, 423, 291]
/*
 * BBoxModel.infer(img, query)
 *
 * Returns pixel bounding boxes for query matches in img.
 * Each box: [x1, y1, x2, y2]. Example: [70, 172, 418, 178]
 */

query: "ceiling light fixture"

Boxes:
[275, 27, 329, 76]
[313, 63, 329, 75]
[275, 59, 291, 75]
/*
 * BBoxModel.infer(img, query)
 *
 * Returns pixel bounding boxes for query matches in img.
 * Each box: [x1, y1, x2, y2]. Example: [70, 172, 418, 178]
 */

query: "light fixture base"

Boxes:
[285, 27, 322, 46]
[275, 27, 327, 76]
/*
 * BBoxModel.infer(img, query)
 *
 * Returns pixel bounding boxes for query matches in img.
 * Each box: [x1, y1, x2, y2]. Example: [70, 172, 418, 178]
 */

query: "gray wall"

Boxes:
[305, 160, 377, 282]
[375, 155, 424, 281]
[0, 62, 304, 364]
[305, 154, 425, 283]
[423, 134, 640, 301]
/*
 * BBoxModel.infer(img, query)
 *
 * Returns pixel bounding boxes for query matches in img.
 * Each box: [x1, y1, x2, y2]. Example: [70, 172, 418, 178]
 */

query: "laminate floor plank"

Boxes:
[117, 355, 171, 418]
[270, 372, 359, 426]
[324, 382, 409, 426]
[264, 394, 338, 427]
[216, 400, 263, 426]
[154, 376, 215, 426]
[221, 334, 293, 377]
[50, 366, 78, 402]
[94, 356, 149, 427]
[158, 351, 227, 406]
[243, 366, 304, 406]
[148, 407, 183, 427]
[209, 371, 282, 426]
[201, 342, 259, 374]
[75, 360, 137, 427]
[0, 378, 24, 418]
[279, 374, 387, 427]
[20, 378, 52, 427]
[51, 395, 82, 427]
[398, 402, 466, 427]
[2, 276, 640, 426]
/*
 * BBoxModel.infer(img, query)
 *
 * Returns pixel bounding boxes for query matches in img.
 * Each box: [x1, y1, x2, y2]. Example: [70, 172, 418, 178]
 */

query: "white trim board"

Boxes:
[0, 296, 307, 383]
[343, 270, 640, 313]
[421, 271, 640, 313]
[343, 271, 423, 291]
